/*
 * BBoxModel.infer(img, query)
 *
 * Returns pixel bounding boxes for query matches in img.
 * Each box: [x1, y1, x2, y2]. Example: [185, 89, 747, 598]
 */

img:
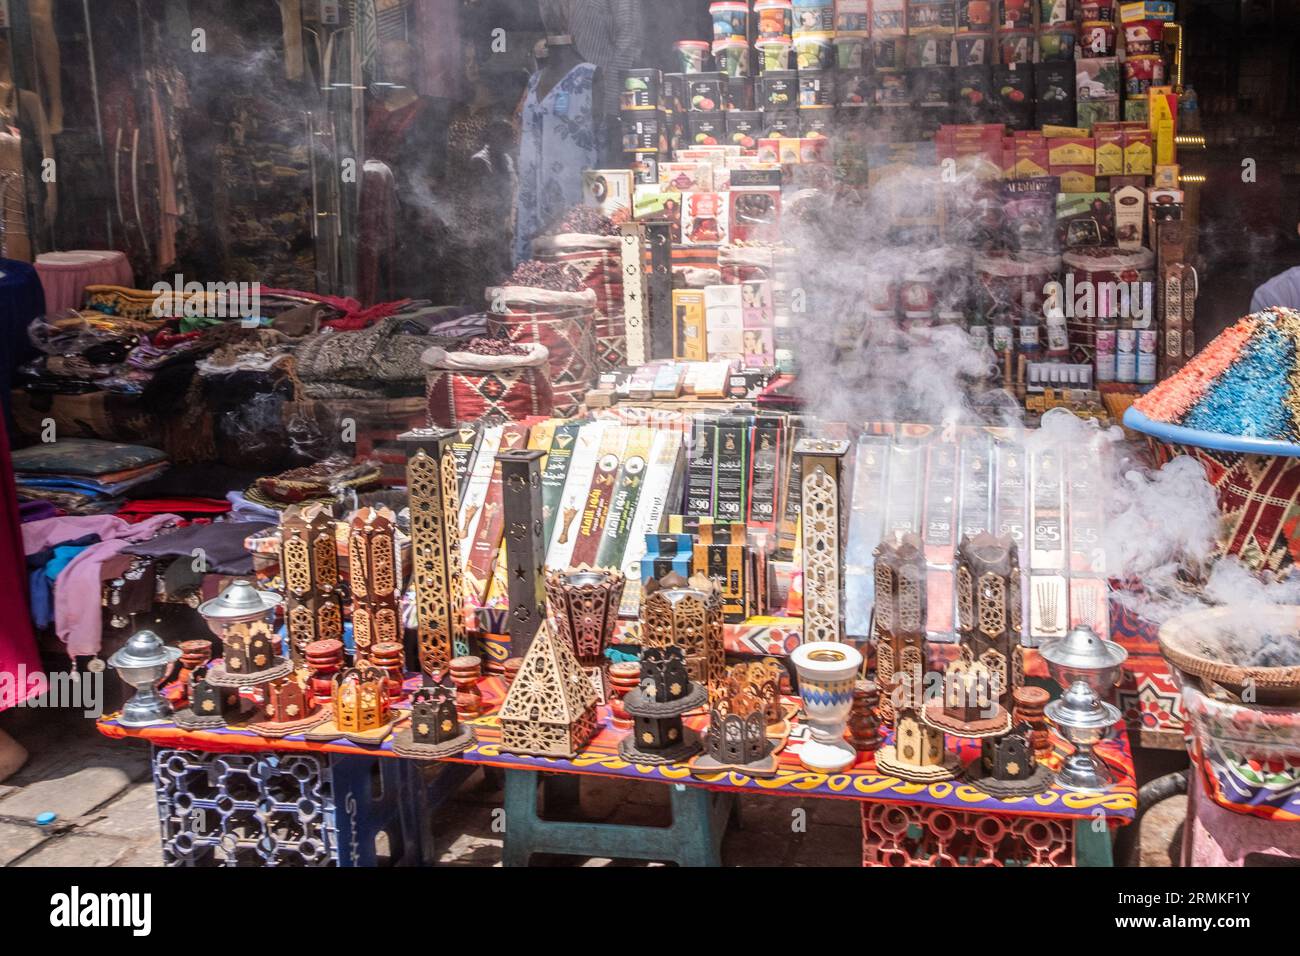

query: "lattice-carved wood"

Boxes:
[279, 505, 342, 665]
[348, 507, 401, 664]
[545, 566, 626, 702]
[795, 438, 851, 644]
[400, 428, 466, 677]
[333, 666, 391, 734]
[639, 575, 727, 707]
[872, 531, 928, 724]
[499, 448, 548, 660]
[955, 532, 1023, 711]
[497, 623, 599, 758]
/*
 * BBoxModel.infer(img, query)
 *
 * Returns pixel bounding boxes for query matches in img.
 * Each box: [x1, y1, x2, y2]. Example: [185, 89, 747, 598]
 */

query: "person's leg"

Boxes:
[0, 726, 28, 784]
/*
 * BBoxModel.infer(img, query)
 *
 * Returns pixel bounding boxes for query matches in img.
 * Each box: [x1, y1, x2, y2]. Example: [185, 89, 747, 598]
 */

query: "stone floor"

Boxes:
[0, 706, 1186, 867]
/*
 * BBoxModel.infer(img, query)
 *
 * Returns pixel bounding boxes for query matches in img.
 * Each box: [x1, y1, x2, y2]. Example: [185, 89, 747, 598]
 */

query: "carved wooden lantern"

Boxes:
[619, 647, 706, 765]
[875, 705, 961, 783]
[795, 438, 851, 644]
[872, 531, 928, 726]
[333, 666, 392, 735]
[210, 620, 292, 685]
[348, 507, 402, 664]
[400, 428, 467, 679]
[725, 658, 785, 732]
[175, 665, 242, 729]
[499, 449, 548, 659]
[921, 652, 1011, 737]
[546, 567, 626, 702]
[640, 573, 727, 707]
[498, 624, 599, 759]
[278, 505, 342, 666]
[969, 722, 1054, 796]
[955, 532, 1025, 712]
[259, 673, 322, 728]
[689, 659, 779, 776]
[394, 684, 476, 759]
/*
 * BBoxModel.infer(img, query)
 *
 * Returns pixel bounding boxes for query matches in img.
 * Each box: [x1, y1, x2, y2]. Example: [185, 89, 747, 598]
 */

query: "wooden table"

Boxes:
[99, 674, 1135, 867]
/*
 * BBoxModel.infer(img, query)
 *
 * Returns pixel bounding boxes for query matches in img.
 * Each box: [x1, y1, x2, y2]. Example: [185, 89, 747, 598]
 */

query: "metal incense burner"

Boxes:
[1045, 680, 1121, 792]
[197, 579, 283, 639]
[108, 629, 182, 726]
[1039, 623, 1127, 700]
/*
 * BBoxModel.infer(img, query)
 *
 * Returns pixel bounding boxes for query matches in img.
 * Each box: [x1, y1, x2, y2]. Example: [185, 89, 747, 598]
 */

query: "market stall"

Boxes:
[0, 0, 1294, 874]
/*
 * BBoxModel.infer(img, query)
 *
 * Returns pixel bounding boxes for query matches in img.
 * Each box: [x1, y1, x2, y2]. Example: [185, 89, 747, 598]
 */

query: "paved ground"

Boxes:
[0, 705, 1185, 867]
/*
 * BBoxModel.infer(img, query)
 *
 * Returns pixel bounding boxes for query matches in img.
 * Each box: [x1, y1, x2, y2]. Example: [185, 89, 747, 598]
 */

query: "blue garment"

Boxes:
[1251, 267, 1300, 314]
[25, 533, 100, 629]
[514, 63, 599, 265]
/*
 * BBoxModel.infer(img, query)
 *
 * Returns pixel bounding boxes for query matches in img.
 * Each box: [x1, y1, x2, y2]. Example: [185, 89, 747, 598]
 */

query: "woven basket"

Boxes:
[1125, 407, 1300, 573]
[421, 343, 553, 427]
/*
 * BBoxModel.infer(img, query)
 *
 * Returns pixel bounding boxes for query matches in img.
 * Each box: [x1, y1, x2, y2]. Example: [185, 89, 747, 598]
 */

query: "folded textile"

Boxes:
[116, 498, 232, 522]
[124, 520, 272, 575]
[11, 439, 167, 477]
[226, 489, 281, 522]
[253, 456, 382, 504]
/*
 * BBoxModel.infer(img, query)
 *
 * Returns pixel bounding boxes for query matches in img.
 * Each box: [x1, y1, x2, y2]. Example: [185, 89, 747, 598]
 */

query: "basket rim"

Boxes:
[1124, 407, 1300, 459]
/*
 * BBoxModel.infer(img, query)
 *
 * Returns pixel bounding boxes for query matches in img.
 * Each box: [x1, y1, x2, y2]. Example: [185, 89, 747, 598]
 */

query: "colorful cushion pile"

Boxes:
[1133, 307, 1300, 443]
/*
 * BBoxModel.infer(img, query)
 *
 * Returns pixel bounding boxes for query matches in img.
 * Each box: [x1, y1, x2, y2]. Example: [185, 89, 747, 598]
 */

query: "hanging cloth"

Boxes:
[514, 63, 598, 265]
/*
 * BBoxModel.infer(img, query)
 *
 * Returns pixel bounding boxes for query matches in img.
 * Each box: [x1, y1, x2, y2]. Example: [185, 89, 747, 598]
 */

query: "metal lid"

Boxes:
[1045, 680, 1120, 730]
[1039, 624, 1127, 672]
[108, 630, 181, 670]
[197, 579, 282, 621]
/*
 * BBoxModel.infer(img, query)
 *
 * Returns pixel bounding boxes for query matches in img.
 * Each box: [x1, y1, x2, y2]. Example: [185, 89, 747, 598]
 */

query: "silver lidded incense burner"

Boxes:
[108, 629, 182, 726]
[1044, 680, 1121, 791]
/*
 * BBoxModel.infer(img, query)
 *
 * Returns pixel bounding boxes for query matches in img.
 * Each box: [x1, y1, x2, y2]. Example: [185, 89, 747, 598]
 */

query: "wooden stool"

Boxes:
[500, 769, 734, 867]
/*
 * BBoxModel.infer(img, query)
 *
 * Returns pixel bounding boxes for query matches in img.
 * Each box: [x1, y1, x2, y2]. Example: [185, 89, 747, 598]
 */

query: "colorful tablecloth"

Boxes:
[99, 674, 1137, 823]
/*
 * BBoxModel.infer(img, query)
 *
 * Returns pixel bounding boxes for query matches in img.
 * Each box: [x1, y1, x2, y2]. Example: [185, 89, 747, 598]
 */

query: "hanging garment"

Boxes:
[515, 63, 599, 265]
[411, 0, 462, 100]
[0, 415, 44, 709]
[0, 257, 44, 430]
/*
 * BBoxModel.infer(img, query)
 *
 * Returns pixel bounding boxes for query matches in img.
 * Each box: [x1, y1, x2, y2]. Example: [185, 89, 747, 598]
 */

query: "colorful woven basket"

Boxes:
[1124, 407, 1300, 572]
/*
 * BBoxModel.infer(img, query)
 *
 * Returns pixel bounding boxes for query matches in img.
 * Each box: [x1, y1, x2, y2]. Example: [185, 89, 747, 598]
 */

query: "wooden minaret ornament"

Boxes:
[955, 532, 1025, 712]
[497, 448, 548, 660]
[348, 507, 401, 664]
[795, 438, 851, 644]
[873, 531, 928, 726]
[278, 505, 342, 666]
[400, 428, 467, 677]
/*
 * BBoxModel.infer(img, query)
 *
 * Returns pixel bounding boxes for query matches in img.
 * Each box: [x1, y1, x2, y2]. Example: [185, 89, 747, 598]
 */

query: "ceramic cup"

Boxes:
[792, 641, 864, 772]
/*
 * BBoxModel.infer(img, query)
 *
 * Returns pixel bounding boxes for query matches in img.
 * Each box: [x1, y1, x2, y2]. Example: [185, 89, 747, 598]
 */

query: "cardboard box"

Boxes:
[583, 169, 634, 220]
[659, 161, 713, 192]
[1123, 129, 1153, 174]
[680, 192, 730, 245]
[1112, 184, 1145, 250]
[1094, 129, 1125, 175]
[1048, 136, 1096, 167]
[672, 289, 707, 360]
[1052, 165, 1097, 193]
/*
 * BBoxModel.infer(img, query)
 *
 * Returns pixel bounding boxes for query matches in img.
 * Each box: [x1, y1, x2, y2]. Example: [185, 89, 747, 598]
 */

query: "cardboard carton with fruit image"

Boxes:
[680, 192, 731, 246]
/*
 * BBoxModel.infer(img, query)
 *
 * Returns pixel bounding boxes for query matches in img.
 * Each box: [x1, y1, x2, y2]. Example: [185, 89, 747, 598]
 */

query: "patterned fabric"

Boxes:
[100, 688, 1138, 822]
[488, 304, 598, 417]
[425, 364, 554, 427]
[1146, 438, 1300, 572]
[515, 63, 599, 265]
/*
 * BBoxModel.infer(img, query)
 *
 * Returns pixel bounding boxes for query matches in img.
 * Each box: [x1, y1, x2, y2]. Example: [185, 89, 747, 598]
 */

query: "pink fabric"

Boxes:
[34, 250, 134, 314]
[49, 513, 180, 659]
[1, 415, 44, 710]
[22, 514, 133, 555]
